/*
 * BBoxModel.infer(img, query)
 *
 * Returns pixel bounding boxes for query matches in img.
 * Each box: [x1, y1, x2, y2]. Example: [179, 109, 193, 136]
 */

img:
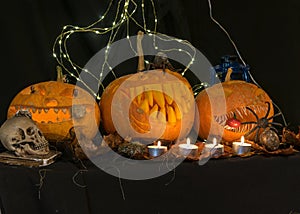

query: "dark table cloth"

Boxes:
[1, 153, 300, 214]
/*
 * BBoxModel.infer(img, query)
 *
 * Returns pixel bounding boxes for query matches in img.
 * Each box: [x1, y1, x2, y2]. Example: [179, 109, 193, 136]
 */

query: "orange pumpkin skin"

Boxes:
[195, 80, 274, 142]
[100, 69, 195, 141]
[7, 81, 100, 142]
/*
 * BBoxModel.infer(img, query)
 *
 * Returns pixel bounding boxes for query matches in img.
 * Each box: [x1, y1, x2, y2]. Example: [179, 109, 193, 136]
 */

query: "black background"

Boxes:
[0, 1, 300, 214]
[0, 0, 299, 126]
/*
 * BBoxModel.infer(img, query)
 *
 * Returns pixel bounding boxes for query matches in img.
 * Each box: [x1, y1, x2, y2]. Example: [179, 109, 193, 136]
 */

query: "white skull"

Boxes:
[0, 111, 49, 157]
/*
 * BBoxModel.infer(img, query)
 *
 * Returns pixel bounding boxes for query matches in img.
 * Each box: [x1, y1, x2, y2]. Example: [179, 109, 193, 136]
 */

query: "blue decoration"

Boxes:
[210, 55, 251, 85]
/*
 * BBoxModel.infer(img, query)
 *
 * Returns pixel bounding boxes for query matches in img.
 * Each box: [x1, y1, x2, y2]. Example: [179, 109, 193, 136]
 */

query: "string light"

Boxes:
[207, 0, 287, 126]
[52, 0, 196, 100]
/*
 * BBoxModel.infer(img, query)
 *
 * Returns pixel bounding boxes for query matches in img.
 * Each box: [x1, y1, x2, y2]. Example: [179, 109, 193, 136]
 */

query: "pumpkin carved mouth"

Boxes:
[100, 69, 195, 141]
[131, 90, 184, 123]
[214, 105, 267, 133]
[9, 104, 91, 124]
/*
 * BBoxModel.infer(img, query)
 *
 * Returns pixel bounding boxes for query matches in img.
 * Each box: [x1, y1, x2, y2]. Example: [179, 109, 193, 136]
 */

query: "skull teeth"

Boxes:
[20, 142, 49, 151]
[34, 142, 49, 150]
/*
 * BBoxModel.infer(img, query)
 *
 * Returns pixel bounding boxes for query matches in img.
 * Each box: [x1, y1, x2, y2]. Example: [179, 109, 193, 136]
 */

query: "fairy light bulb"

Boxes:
[52, 0, 196, 100]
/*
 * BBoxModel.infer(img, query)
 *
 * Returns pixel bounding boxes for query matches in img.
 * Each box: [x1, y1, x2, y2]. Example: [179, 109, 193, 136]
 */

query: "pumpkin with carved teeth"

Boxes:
[99, 68, 195, 142]
[100, 32, 194, 142]
[194, 79, 274, 142]
[7, 80, 100, 143]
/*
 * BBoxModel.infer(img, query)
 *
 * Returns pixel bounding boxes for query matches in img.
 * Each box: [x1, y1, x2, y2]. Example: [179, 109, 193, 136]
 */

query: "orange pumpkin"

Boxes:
[194, 79, 274, 142]
[7, 78, 100, 143]
[99, 68, 195, 142]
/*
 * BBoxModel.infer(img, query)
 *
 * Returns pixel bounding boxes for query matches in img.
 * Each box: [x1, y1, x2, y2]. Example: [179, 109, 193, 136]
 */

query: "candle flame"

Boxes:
[157, 140, 161, 147]
[241, 136, 245, 145]
[187, 138, 190, 145]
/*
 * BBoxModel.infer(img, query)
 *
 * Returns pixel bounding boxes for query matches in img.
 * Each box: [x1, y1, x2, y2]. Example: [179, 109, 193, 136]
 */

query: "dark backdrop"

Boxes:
[0, 0, 299, 125]
[0, 1, 300, 214]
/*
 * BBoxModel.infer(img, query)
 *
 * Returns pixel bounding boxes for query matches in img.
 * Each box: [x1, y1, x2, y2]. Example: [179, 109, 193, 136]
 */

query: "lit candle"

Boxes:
[203, 137, 224, 157]
[178, 138, 198, 156]
[232, 136, 251, 155]
[147, 140, 167, 157]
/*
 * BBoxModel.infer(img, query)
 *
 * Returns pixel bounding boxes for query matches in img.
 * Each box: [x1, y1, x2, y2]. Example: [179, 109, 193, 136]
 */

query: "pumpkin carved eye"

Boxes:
[30, 86, 36, 94]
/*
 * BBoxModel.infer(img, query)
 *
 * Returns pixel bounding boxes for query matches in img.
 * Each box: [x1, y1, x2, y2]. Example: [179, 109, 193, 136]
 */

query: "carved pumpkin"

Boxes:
[99, 68, 195, 142]
[195, 78, 274, 142]
[7, 78, 100, 143]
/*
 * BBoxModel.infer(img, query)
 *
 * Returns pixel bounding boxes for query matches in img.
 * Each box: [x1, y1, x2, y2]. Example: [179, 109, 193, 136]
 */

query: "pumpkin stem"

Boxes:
[137, 30, 145, 72]
[224, 67, 233, 82]
[56, 65, 67, 83]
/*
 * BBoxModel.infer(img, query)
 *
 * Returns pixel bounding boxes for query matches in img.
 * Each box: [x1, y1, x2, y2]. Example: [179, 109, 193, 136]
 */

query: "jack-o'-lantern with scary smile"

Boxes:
[7, 72, 100, 144]
[195, 71, 274, 142]
[100, 33, 195, 143]
[100, 68, 195, 142]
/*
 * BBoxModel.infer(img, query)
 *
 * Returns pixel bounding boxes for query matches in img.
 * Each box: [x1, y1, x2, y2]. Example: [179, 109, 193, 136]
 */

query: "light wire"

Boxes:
[207, 0, 287, 126]
[52, 0, 195, 100]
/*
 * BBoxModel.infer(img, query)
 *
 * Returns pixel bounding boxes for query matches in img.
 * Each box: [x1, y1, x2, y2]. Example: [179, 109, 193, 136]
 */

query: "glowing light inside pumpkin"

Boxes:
[9, 106, 71, 123]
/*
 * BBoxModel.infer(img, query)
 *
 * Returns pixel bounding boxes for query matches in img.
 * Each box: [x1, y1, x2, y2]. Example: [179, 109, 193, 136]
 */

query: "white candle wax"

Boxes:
[232, 136, 251, 155]
[204, 143, 224, 149]
[203, 138, 224, 156]
[178, 138, 198, 156]
[148, 141, 167, 157]
[179, 138, 198, 150]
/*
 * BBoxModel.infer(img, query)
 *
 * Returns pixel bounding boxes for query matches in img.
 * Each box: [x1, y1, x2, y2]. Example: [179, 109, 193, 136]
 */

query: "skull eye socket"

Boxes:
[17, 128, 25, 140]
[26, 127, 35, 136]
[11, 137, 18, 142]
